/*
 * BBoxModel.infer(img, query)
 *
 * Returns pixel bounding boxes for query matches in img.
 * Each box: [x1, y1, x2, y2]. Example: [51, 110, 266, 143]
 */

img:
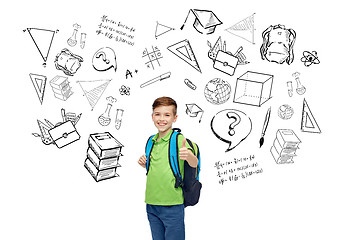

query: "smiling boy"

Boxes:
[138, 96, 198, 240]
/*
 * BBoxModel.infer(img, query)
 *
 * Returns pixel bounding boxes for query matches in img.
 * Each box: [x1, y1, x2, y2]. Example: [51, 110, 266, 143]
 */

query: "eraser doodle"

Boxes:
[211, 109, 252, 152]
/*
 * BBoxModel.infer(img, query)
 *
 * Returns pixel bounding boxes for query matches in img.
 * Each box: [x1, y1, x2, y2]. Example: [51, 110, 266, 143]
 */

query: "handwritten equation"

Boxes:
[214, 155, 263, 185]
[96, 15, 136, 46]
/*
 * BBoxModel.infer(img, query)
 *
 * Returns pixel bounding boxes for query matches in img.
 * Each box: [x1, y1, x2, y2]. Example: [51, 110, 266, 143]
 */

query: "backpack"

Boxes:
[145, 128, 202, 207]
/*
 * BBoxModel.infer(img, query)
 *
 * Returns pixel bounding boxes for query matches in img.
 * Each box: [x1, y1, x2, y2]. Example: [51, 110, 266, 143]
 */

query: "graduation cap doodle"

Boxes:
[180, 9, 222, 35]
[185, 103, 204, 123]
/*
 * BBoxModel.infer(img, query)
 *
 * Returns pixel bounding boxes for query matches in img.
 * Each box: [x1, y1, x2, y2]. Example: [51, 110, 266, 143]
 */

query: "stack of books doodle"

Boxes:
[50, 75, 73, 101]
[270, 129, 301, 164]
[84, 132, 123, 182]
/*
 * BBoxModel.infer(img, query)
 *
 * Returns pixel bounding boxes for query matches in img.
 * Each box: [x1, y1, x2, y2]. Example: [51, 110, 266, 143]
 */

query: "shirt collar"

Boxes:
[152, 129, 173, 143]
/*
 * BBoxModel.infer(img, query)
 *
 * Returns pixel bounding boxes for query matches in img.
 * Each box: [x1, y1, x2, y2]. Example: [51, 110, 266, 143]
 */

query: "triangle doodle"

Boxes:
[77, 79, 111, 111]
[225, 13, 255, 44]
[27, 28, 56, 64]
[301, 99, 321, 133]
[167, 39, 201, 73]
[155, 21, 175, 39]
[29, 73, 47, 104]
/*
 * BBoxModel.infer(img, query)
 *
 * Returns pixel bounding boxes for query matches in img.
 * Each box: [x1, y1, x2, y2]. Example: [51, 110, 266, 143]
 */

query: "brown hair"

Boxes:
[152, 96, 177, 115]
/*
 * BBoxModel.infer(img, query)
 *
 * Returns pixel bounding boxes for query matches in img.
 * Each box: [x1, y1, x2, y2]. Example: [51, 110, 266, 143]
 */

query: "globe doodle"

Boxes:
[204, 78, 231, 104]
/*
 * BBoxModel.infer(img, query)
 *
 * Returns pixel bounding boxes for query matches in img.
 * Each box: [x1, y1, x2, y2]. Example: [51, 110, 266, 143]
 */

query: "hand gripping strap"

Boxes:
[145, 135, 155, 174]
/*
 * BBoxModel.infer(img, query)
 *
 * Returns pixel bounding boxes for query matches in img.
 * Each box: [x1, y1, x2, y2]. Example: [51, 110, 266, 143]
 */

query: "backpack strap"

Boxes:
[169, 129, 183, 188]
[186, 140, 201, 180]
[145, 134, 155, 175]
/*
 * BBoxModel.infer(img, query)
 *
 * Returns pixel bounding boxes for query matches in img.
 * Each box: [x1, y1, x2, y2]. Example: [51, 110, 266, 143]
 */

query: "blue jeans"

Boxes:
[146, 204, 185, 240]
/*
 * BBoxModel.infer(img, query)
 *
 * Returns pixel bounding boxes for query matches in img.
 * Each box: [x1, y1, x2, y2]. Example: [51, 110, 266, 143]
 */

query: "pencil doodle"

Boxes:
[270, 129, 301, 164]
[142, 46, 163, 70]
[29, 73, 47, 105]
[33, 108, 82, 148]
[204, 78, 231, 105]
[92, 47, 117, 72]
[207, 36, 248, 76]
[84, 132, 124, 182]
[301, 99, 321, 133]
[180, 9, 222, 35]
[184, 78, 197, 90]
[259, 107, 271, 148]
[155, 21, 175, 39]
[67, 23, 81, 47]
[260, 24, 296, 65]
[24, 27, 58, 66]
[125, 69, 138, 79]
[96, 15, 136, 46]
[77, 79, 111, 111]
[301, 50, 320, 67]
[115, 109, 124, 130]
[119, 85, 131, 95]
[140, 72, 171, 88]
[278, 104, 294, 120]
[185, 103, 204, 123]
[225, 13, 256, 44]
[55, 48, 83, 76]
[292, 72, 306, 95]
[233, 71, 273, 107]
[49, 76, 73, 101]
[167, 40, 201, 73]
[211, 109, 252, 152]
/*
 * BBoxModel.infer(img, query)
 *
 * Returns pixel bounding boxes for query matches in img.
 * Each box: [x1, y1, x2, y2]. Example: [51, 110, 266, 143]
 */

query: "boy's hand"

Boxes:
[179, 138, 189, 161]
[138, 154, 147, 168]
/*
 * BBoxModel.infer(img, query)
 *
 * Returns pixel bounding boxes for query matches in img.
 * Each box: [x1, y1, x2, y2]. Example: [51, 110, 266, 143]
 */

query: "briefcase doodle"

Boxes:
[213, 50, 239, 76]
[49, 121, 80, 148]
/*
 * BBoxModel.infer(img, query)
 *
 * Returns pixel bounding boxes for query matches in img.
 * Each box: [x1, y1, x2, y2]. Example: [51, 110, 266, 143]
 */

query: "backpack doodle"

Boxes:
[260, 24, 296, 65]
[145, 128, 202, 207]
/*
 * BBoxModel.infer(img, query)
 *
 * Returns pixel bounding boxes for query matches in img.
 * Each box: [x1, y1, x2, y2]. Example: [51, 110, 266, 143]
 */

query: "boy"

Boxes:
[138, 96, 198, 240]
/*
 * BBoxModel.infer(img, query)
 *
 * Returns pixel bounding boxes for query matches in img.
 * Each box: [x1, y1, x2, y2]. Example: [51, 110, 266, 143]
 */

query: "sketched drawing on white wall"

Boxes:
[168, 40, 201, 73]
[142, 46, 163, 70]
[204, 78, 231, 105]
[301, 50, 320, 67]
[55, 48, 83, 76]
[233, 71, 273, 107]
[155, 21, 175, 39]
[25, 27, 58, 66]
[29, 73, 47, 105]
[225, 13, 256, 44]
[270, 129, 301, 164]
[180, 9, 222, 35]
[49, 75, 73, 101]
[211, 109, 252, 152]
[77, 79, 111, 111]
[92, 47, 117, 72]
[301, 98, 321, 133]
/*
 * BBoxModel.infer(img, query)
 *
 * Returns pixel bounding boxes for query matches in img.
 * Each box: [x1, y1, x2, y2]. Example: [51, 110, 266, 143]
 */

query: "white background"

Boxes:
[1, 0, 349, 239]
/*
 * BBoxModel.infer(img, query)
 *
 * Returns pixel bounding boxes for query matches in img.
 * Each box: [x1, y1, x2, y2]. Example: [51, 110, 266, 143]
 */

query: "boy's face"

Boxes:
[152, 105, 177, 135]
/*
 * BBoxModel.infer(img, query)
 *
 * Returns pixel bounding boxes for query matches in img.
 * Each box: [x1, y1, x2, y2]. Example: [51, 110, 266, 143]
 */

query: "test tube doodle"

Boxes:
[115, 109, 124, 130]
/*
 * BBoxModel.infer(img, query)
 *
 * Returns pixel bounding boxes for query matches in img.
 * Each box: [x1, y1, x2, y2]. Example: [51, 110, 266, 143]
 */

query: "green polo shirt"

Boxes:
[145, 130, 193, 205]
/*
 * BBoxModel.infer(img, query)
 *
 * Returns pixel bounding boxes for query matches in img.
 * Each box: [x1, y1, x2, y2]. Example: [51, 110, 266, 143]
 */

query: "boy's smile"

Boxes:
[152, 105, 177, 138]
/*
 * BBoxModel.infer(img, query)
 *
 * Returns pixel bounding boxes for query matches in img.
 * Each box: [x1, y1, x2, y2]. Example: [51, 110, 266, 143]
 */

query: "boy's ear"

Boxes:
[173, 114, 178, 122]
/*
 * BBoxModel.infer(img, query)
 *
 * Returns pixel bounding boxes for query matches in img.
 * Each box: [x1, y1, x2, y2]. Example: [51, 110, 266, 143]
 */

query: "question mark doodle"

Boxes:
[226, 112, 241, 136]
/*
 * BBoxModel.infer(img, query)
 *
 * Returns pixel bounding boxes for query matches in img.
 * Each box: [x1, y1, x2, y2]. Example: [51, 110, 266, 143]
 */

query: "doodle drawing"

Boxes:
[155, 21, 175, 39]
[301, 50, 320, 67]
[167, 40, 201, 73]
[233, 71, 273, 107]
[25, 28, 57, 66]
[259, 106, 271, 148]
[32, 120, 54, 145]
[142, 46, 163, 70]
[115, 109, 124, 130]
[49, 76, 73, 101]
[185, 103, 204, 123]
[270, 129, 301, 164]
[292, 72, 306, 95]
[77, 79, 111, 111]
[29, 73, 47, 105]
[55, 48, 83, 76]
[140, 72, 171, 88]
[180, 9, 222, 35]
[301, 99, 321, 133]
[260, 24, 296, 65]
[184, 78, 197, 90]
[67, 23, 81, 47]
[119, 85, 131, 95]
[204, 78, 231, 105]
[92, 47, 117, 72]
[225, 13, 256, 44]
[98, 103, 113, 126]
[211, 109, 252, 152]
[278, 104, 294, 120]
[84, 132, 124, 182]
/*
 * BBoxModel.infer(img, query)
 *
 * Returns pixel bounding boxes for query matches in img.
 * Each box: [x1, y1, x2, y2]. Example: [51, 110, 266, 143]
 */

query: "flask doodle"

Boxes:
[211, 109, 252, 152]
